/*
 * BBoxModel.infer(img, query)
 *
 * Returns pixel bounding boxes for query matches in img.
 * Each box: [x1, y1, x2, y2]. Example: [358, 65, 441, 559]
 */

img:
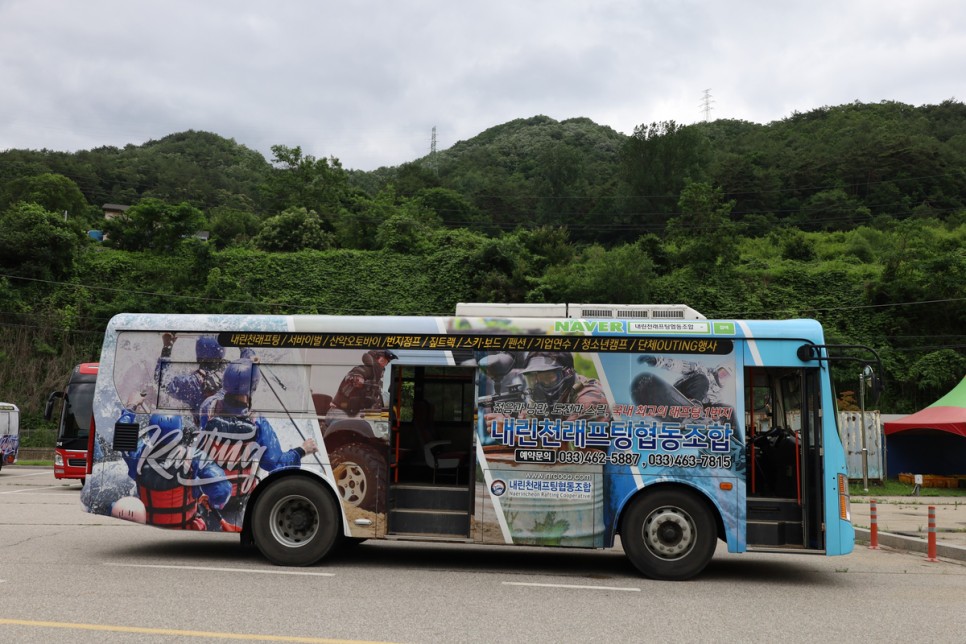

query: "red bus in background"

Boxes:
[45, 363, 98, 483]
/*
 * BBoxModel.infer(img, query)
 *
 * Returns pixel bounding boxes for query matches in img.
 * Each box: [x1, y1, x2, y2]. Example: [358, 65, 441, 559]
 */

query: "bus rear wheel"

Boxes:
[621, 488, 716, 581]
[252, 477, 339, 566]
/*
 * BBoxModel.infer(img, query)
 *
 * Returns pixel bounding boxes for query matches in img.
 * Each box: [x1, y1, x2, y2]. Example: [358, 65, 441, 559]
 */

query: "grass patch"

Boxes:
[15, 460, 53, 467]
[850, 479, 966, 497]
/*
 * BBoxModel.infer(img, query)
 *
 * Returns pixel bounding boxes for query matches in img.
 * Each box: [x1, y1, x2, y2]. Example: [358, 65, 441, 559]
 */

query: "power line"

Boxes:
[3, 272, 963, 320]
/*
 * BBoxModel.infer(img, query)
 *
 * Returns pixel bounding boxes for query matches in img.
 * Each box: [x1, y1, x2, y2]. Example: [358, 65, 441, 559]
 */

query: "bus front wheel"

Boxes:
[620, 488, 716, 581]
[252, 477, 339, 566]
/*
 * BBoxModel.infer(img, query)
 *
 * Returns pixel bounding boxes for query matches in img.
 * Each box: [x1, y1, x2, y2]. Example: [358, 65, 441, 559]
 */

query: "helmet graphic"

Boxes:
[145, 413, 183, 445]
[223, 359, 260, 396]
[363, 349, 397, 365]
[521, 352, 575, 403]
[111, 495, 147, 524]
[195, 336, 225, 363]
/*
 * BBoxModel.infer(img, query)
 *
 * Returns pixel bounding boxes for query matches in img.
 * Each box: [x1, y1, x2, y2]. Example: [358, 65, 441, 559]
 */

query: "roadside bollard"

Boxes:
[868, 499, 879, 550]
[925, 505, 939, 562]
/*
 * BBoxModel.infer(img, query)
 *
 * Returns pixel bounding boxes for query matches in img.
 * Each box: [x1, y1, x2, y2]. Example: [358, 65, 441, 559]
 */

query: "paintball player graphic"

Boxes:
[119, 411, 235, 531]
[483, 351, 612, 451]
[154, 334, 256, 426]
[197, 359, 318, 517]
[521, 351, 612, 424]
[330, 349, 397, 418]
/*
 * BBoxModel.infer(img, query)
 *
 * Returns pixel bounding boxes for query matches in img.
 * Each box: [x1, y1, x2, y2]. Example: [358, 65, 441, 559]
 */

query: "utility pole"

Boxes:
[700, 89, 714, 122]
[860, 367, 870, 492]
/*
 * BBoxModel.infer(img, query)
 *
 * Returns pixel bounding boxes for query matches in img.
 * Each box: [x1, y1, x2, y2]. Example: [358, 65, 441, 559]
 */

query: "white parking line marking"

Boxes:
[503, 581, 640, 592]
[1, 471, 51, 478]
[107, 563, 335, 576]
[0, 486, 69, 494]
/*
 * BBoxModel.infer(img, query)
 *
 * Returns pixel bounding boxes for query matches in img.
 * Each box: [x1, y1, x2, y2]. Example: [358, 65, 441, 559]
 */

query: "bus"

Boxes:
[0, 403, 20, 469]
[46, 363, 99, 483]
[82, 304, 878, 580]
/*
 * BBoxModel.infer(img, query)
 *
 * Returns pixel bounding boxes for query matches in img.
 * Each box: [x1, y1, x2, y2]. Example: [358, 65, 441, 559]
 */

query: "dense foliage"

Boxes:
[1, 100, 965, 429]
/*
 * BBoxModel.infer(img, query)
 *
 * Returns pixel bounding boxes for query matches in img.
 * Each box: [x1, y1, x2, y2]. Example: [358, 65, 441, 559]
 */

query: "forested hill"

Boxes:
[1, 99, 965, 425]
[3, 100, 964, 240]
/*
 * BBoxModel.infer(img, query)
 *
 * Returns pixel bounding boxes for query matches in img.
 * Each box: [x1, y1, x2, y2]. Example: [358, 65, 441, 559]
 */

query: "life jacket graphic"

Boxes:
[136, 480, 205, 530]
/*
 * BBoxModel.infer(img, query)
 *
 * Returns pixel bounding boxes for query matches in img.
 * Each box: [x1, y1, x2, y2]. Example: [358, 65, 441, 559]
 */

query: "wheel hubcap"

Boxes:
[269, 494, 319, 548]
[642, 506, 695, 560]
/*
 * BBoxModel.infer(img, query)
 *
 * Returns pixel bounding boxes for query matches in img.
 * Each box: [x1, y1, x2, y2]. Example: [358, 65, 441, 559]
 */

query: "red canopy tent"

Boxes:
[883, 377, 966, 478]
[884, 377, 966, 438]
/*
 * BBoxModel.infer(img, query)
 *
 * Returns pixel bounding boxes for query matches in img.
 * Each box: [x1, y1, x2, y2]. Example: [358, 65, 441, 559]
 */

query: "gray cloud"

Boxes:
[1, 0, 962, 170]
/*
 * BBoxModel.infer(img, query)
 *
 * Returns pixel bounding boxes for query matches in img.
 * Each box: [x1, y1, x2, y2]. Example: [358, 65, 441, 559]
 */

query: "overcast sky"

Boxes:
[1, 0, 963, 171]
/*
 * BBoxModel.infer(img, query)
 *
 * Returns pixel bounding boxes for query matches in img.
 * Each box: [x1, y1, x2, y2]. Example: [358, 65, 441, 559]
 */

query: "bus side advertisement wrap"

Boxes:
[81, 311, 855, 581]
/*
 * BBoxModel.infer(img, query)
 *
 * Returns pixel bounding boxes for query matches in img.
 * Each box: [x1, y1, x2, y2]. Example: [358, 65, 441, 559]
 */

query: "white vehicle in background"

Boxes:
[0, 403, 20, 469]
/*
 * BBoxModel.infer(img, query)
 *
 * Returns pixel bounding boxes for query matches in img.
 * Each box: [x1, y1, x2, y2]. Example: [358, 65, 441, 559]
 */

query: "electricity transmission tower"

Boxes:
[700, 89, 714, 122]
[429, 126, 439, 176]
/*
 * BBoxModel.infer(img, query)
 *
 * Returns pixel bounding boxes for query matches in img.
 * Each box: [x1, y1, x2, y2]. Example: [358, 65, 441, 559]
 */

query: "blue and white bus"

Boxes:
[82, 303, 875, 580]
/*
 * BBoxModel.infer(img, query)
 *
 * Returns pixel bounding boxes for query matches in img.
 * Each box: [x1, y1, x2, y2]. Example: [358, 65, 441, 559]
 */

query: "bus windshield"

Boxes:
[59, 381, 94, 449]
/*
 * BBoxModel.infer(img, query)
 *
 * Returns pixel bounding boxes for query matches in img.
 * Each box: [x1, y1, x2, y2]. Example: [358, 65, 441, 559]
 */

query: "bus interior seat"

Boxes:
[413, 398, 466, 483]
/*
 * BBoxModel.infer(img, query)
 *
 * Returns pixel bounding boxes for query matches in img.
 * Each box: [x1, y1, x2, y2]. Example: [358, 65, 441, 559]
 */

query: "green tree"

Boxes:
[391, 162, 442, 196]
[208, 206, 261, 249]
[101, 198, 207, 253]
[0, 201, 83, 279]
[333, 186, 412, 250]
[0, 172, 94, 226]
[666, 181, 739, 269]
[414, 187, 491, 231]
[532, 240, 657, 303]
[794, 188, 871, 230]
[261, 145, 349, 214]
[254, 207, 334, 252]
[620, 121, 712, 226]
[779, 229, 817, 261]
[375, 200, 441, 253]
[908, 350, 966, 393]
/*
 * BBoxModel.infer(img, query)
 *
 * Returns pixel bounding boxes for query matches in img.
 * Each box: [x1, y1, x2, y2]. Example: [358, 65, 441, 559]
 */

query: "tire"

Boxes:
[251, 477, 339, 566]
[330, 443, 386, 513]
[620, 488, 717, 581]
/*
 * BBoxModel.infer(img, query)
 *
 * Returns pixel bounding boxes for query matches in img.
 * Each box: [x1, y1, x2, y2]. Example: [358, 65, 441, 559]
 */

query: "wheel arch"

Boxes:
[614, 480, 727, 547]
[241, 467, 348, 546]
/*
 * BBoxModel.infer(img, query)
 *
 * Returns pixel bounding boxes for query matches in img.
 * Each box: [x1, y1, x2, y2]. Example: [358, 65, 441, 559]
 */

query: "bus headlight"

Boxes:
[55, 453, 64, 467]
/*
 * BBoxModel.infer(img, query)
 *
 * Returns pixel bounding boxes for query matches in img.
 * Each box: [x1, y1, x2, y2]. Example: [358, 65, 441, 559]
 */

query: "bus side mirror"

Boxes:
[44, 391, 63, 421]
[797, 345, 817, 362]
[864, 366, 884, 406]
